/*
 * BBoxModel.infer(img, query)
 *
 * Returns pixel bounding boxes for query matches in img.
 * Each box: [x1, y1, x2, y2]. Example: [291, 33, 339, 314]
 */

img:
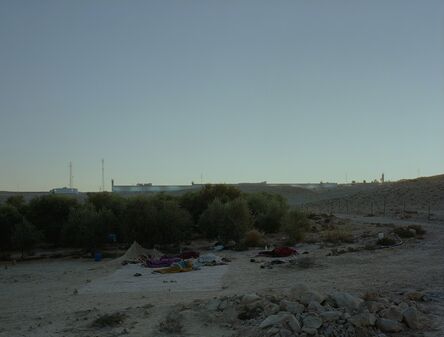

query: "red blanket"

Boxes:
[258, 247, 298, 257]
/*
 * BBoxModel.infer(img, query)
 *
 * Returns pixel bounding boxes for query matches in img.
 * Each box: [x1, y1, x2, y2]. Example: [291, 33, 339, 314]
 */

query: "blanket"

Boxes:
[145, 257, 181, 268]
[154, 260, 194, 274]
[258, 247, 298, 258]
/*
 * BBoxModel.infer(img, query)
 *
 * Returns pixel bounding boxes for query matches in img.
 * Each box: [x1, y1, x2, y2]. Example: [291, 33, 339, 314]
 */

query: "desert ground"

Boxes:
[1, 213, 443, 337]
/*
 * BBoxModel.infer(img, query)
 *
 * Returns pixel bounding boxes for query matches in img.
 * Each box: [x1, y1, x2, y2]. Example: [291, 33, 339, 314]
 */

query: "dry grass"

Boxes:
[92, 312, 126, 328]
[159, 311, 183, 334]
[322, 229, 354, 244]
[303, 233, 319, 244]
[407, 224, 426, 235]
[295, 256, 316, 268]
[243, 229, 265, 247]
[393, 227, 415, 238]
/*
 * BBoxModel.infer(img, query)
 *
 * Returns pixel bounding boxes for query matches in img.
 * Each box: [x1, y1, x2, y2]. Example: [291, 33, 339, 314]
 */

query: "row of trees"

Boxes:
[0, 185, 310, 256]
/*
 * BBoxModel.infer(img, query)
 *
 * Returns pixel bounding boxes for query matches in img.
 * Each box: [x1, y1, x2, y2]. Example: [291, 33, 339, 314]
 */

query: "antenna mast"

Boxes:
[69, 161, 73, 188]
[101, 159, 105, 192]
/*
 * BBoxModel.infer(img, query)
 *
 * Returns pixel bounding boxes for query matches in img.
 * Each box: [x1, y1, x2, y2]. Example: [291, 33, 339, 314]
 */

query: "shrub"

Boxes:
[124, 195, 192, 247]
[393, 226, 415, 238]
[295, 256, 316, 268]
[377, 237, 396, 246]
[159, 311, 183, 334]
[5, 195, 27, 214]
[407, 224, 426, 235]
[26, 195, 79, 245]
[282, 209, 311, 244]
[87, 192, 127, 242]
[11, 220, 42, 258]
[61, 205, 112, 251]
[0, 204, 23, 252]
[322, 229, 354, 244]
[198, 198, 252, 243]
[180, 184, 242, 223]
[247, 193, 289, 233]
[92, 313, 126, 328]
[243, 229, 264, 247]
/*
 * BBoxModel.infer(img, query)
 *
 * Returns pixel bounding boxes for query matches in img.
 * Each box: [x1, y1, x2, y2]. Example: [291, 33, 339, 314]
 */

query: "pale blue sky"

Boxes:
[1, 0, 443, 191]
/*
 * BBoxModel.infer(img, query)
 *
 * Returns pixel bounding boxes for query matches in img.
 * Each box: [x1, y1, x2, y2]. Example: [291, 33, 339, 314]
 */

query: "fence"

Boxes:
[300, 197, 440, 222]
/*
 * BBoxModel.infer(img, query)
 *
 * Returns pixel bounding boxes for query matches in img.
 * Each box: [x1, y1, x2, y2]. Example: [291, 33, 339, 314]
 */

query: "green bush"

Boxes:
[0, 205, 23, 252]
[282, 209, 311, 244]
[124, 195, 192, 247]
[247, 192, 288, 233]
[198, 198, 252, 243]
[180, 184, 242, 223]
[87, 192, 127, 242]
[5, 195, 27, 214]
[26, 195, 79, 245]
[61, 205, 113, 250]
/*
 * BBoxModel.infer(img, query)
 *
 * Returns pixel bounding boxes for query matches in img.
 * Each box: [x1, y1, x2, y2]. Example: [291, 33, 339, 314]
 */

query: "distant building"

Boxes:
[111, 180, 200, 193]
[50, 187, 79, 194]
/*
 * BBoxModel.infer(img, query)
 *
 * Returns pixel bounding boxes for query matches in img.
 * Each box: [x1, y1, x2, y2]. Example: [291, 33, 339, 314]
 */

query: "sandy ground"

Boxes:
[1, 215, 443, 337]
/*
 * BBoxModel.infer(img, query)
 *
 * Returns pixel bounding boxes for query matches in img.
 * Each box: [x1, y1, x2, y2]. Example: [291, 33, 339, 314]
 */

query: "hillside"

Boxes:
[303, 174, 444, 218]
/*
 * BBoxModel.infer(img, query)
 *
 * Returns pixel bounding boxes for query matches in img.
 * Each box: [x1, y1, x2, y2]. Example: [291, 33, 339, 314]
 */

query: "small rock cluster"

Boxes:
[192, 284, 424, 337]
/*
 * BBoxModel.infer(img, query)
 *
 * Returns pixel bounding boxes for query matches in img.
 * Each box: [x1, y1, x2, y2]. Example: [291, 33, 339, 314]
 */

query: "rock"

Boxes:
[303, 314, 323, 329]
[403, 307, 420, 329]
[404, 291, 424, 301]
[264, 302, 280, 315]
[222, 307, 238, 322]
[330, 292, 364, 312]
[279, 328, 293, 337]
[307, 301, 325, 313]
[242, 293, 261, 305]
[260, 312, 302, 333]
[349, 312, 376, 327]
[381, 306, 403, 322]
[376, 318, 403, 332]
[266, 327, 280, 336]
[259, 313, 289, 329]
[280, 300, 305, 314]
[218, 299, 229, 311]
[238, 306, 262, 320]
[284, 314, 301, 333]
[302, 327, 317, 335]
[290, 284, 325, 305]
[206, 299, 221, 311]
[397, 302, 409, 312]
[320, 311, 342, 322]
[365, 301, 385, 313]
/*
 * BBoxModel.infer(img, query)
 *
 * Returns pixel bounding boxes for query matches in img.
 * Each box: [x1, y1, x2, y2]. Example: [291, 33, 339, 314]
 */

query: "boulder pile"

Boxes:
[190, 284, 425, 337]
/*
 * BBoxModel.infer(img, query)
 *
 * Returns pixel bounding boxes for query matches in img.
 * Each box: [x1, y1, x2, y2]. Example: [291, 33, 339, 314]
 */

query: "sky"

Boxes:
[0, 0, 443, 191]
